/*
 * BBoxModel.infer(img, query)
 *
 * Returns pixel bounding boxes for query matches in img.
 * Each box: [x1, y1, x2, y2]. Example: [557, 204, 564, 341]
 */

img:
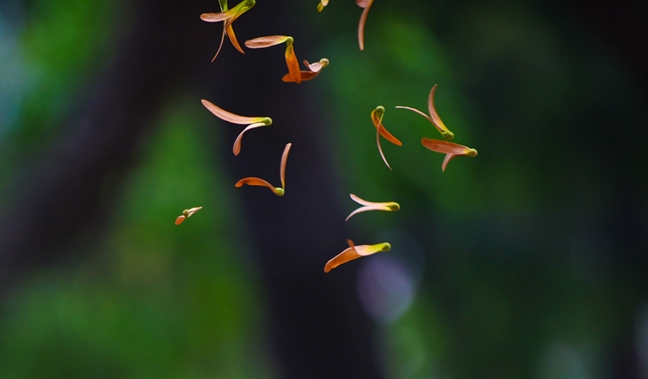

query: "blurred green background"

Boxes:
[1, 0, 646, 378]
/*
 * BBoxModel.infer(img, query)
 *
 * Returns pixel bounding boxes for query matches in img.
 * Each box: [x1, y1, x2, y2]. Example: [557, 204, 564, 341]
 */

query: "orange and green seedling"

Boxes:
[175, 206, 202, 225]
[371, 105, 402, 170]
[245, 35, 301, 83]
[345, 194, 400, 221]
[420, 138, 477, 172]
[282, 58, 330, 83]
[245, 36, 329, 83]
[201, 0, 256, 62]
[201, 99, 272, 156]
[235, 143, 292, 196]
[324, 239, 391, 273]
[396, 84, 455, 140]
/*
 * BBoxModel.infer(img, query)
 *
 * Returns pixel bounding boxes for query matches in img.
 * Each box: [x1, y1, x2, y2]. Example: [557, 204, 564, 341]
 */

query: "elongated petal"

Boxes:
[245, 35, 292, 48]
[210, 22, 229, 62]
[285, 43, 301, 84]
[349, 193, 375, 206]
[303, 58, 329, 73]
[421, 138, 478, 172]
[325, 246, 361, 273]
[175, 215, 186, 225]
[427, 85, 455, 140]
[235, 177, 283, 196]
[324, 240, 391, 273]
[200, 9, 238, 22]
[201, 99, 269, 125]
[357, 0, 374, 50]
[233, 122, 267, 156]
[226, 24, 245, 54]
[395, 105, 434, 124]
[345, 204, 397, 221]
[350, 194, 400, 210]
[420, 138, 477, 156]
[280, 143, 292, 190]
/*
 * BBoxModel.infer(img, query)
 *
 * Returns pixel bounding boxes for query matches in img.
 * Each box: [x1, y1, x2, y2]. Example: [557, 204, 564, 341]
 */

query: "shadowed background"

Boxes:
[0, 0, 646, 378]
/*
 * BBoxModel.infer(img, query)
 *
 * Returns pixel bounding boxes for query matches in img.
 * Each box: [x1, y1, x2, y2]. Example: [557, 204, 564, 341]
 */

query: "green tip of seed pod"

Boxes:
[374, 105, 385, 118]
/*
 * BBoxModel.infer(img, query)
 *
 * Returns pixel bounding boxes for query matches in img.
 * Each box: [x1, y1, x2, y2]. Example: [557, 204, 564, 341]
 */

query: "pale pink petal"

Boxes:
[245, 35, 292, 48]
[201, 99, 267, 125]
[376, 124, 392, 170]
[357, 0, 374, 50]
[346, 205, 381, 221]
[280, 143, 292, 190]
[211, 22, 229, 62]
[420, 138, 471, 155]
[303, 58, 329, 73]
[232, 122, 266, 156]
[200, 10, 237, 22]
[350, 193, 375, 206]
[441, 154, 455, 172]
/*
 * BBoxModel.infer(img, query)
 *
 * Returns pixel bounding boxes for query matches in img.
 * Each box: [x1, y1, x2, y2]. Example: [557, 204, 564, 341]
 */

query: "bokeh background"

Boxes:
[1, 0, 646, 378]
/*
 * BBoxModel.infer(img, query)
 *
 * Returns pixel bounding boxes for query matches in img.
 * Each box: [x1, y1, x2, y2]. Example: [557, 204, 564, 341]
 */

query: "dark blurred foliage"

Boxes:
[0, 0, 646, 378]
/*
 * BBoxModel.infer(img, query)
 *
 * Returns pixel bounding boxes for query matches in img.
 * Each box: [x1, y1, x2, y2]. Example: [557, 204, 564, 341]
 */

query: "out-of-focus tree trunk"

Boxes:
[0, 1, 381, 378]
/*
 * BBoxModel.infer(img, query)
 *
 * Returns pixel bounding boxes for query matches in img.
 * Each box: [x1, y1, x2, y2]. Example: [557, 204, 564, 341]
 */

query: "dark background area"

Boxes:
[0, 0, 646, 378]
